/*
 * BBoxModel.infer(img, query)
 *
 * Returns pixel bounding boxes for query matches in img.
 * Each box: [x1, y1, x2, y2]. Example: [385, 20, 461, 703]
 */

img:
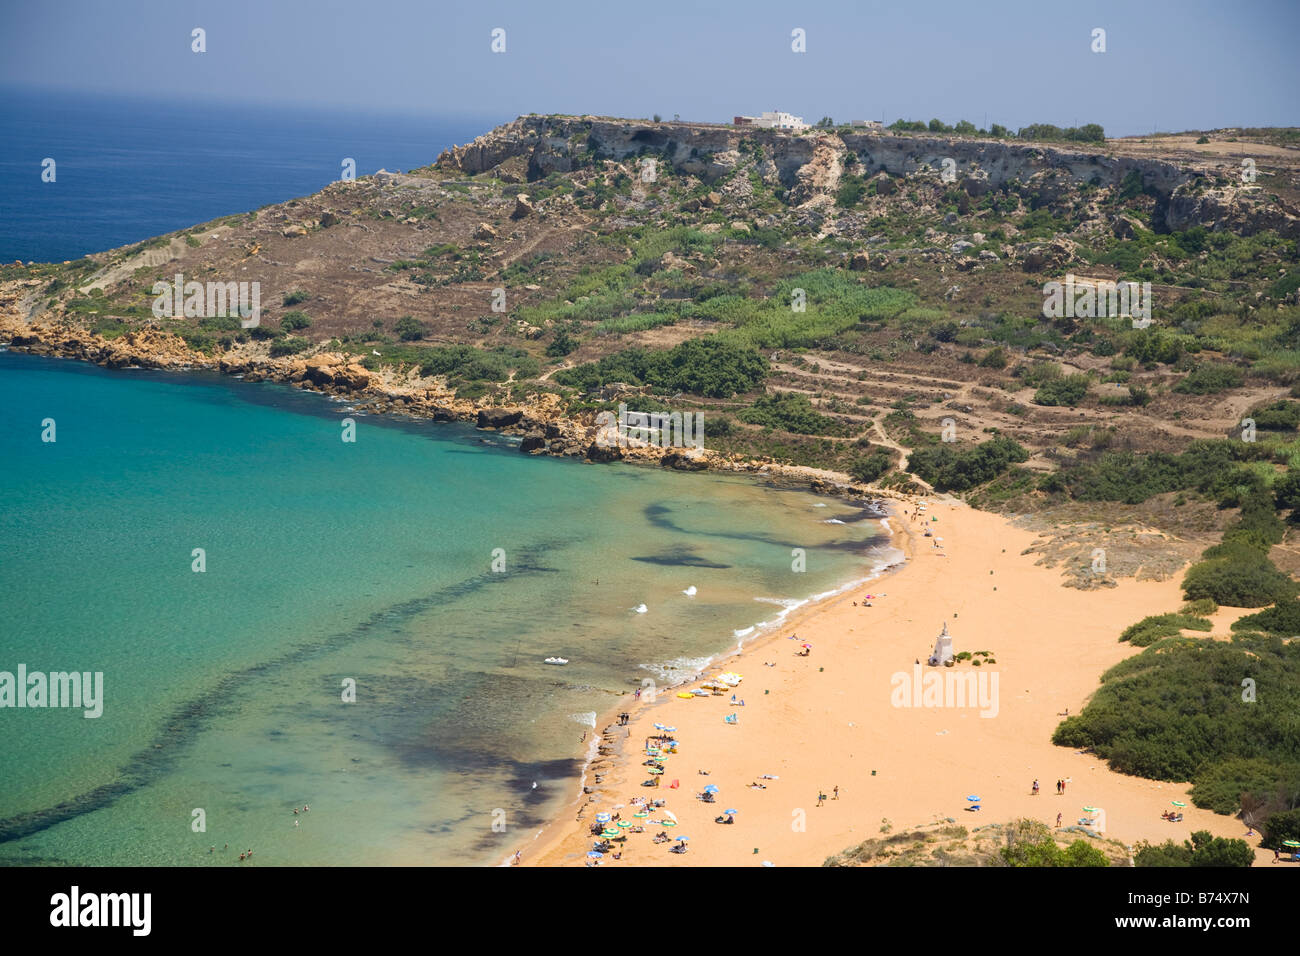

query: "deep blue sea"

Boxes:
[0, 87, 497, 263]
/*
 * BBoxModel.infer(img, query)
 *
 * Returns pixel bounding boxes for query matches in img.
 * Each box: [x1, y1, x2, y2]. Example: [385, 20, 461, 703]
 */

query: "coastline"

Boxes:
[517, 497, 1274, 868]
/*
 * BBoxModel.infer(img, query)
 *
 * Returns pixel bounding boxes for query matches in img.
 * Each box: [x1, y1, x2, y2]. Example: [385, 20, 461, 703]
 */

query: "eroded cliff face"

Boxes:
[436, 115, 1299, 237]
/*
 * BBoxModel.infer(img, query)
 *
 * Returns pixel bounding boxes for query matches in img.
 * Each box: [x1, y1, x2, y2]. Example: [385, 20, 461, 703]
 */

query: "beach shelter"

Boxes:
[928, 621, 954, 667]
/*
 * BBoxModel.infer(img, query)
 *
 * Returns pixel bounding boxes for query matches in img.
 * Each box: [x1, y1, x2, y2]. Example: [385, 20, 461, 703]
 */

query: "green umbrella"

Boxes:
[648, 768, 664, 775]
[602, 828, 620, 838]
[1282, 840, 1300, 848]
[661, 820, 677, 827]
[617, 820, 633, 828]
[633, 811, 649, 818]
[1171, 801, 1186, 807]
[1082, 806, 1098, 812]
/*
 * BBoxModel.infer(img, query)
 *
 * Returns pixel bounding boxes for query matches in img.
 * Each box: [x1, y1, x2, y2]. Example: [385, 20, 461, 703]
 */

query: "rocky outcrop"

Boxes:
[435, 114, 1299, 235]
[477, 408, 524, 429]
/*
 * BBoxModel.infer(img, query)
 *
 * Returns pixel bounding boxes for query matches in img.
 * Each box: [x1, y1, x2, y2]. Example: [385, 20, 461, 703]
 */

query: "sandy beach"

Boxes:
[522, 496, 1272, 867]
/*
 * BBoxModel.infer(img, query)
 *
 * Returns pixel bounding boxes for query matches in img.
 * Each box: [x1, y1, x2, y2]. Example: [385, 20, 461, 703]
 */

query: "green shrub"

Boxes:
[1134, 832, 1253, 867]
[908, 436, 1030, 492]
[1181, 555, 1296, 607]
[1174, 364, 1245, 395]
[1262, 809, 1300, 851]
[1248, 399, 1300, 431]
[1119, 613, 1213, 647]
[282, 290, 310, 306]
[394, 315, 426, 341]
[554, 337, 767, 398]
[1190, 757, 1300, 815]
[419, 345, 539, 382]
[269, 336, 310, 357]
[1230, 600, 1300, 635]
[739, 392, 848, 436]
[280, 310, 311, 331]
[849, 451, 893, 484]
[1053, 632, 1300, 785]
[1034, 374, 1090, 407]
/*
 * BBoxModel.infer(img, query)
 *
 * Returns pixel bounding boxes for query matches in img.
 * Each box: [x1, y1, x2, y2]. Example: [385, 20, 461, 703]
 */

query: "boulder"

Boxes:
[510, 194, 534, 220]
[477, 408, 524, 429]
[850, 251, 871, 271]
[474, 222, 498, 240]
[319, 211, 340, 228]
[520, 432, 547, 453]
[586, 441, 624, 463]
[282, 224, 309, 238]
[662, 452, 707, 471]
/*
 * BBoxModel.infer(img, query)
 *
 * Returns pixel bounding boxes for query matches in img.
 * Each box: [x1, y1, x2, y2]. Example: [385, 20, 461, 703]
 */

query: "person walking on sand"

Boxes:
[833, 786, 839, 800]
[1032, 779, 1039, 795]
[1056, 813, 1062, 828]
[817, 791, 826, 807]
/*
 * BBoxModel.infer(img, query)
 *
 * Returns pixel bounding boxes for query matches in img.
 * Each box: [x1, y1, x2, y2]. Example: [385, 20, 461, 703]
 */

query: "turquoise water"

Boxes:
[0, 351, 885, 865]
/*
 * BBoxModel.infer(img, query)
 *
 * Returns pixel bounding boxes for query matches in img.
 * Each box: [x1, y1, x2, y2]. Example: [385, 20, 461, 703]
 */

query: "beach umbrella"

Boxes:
[1282, 840, 1300, 848]
[725, 809, 739, 815]
[761, 861, 775, 867]
[633, 811, 649, 818]
[648, 768, 664, 775]
[661, 820, 677, 827]
[617, 821, 633, 828]
[704, 785, 719, 794]
[966, 795, 980, 802]
[1082, 806, 1098, 813]
[653, 723, 666, 730]
[1171, 801, 1187, 807]
[602, 828, 620, 838]
[664, 726, 677, 732]
[595, 812, 612, 823]
[676, 837, 689, 842]
[587, 851, 603, 858]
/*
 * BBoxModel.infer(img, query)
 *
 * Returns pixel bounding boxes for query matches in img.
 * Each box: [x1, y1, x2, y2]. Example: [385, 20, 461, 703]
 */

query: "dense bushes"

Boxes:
[418, 345, 540, 382]
[554, 337, 767, 398]
[1230, 600, 1300, 635]
[1057, 440, 1265, 504]
[1033, 374, 1090, 407]
[1190, 757, 1300, 816]
[849, 451, 893, 484]
[908, 436, 1029, 492]
[739, 392, 849, 436]
[269, 336, 310, 357]
[1174, 364, 1246, 394]
[1119, 613, 1212, 647]
[394, 315, 426, 341]
[280, 310, 311, 331]
[1134, 832, 1254, 867]
[1181, 553, 1296, 607]
[1052, 632, 1300, 791]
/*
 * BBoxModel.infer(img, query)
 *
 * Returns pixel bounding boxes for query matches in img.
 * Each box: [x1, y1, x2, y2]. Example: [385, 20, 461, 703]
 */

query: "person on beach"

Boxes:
[1032, 780, 1039, 795]
[513, 851, 522, 865]
[833, 786, 839, 800]
[817, 791, 826, 807]
[1055, 813, 1062, 827]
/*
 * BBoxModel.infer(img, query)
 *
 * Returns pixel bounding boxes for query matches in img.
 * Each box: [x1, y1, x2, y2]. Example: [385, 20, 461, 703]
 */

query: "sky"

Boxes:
[1, 0, 1296, 137]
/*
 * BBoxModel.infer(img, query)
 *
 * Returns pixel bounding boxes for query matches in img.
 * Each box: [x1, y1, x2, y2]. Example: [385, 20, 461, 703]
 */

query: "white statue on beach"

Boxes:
[928, 622, 954, 667]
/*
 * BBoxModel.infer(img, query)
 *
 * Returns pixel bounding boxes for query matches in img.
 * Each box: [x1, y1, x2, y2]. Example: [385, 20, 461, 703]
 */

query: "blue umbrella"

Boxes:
[664, 726, 677, 732]
[725, 808, 739, 814]
[595, 812, 612, 823]
[966, 795, 981, 802]
[586, 851, 603, 858]
[653, 723, 666, 730]
[676, 837, 689, 842]
[704, 785, 719, 794]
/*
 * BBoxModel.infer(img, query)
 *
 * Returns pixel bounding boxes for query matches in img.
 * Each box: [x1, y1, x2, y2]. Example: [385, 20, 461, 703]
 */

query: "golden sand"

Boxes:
[522, 498, 1272, 867]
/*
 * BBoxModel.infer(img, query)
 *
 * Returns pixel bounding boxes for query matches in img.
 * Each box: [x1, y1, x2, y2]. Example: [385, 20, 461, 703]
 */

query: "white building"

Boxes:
[734, 110, 808, 131]
[850, 120, 884, 129]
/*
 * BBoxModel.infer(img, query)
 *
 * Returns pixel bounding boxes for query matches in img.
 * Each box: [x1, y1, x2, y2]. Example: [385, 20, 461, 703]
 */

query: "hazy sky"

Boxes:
[2, 0, 1296, 136]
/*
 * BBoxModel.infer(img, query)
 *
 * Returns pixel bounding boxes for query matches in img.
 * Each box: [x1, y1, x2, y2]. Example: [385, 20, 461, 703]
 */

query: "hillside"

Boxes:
[3, 115, 1300, 568]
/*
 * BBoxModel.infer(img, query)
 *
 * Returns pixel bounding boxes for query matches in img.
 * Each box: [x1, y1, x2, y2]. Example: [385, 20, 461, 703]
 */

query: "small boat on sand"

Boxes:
[544, 657, 569, 665]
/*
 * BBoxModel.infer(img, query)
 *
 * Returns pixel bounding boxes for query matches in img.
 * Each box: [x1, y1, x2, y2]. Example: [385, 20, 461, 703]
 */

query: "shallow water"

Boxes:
[0, 351, 887, 865]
